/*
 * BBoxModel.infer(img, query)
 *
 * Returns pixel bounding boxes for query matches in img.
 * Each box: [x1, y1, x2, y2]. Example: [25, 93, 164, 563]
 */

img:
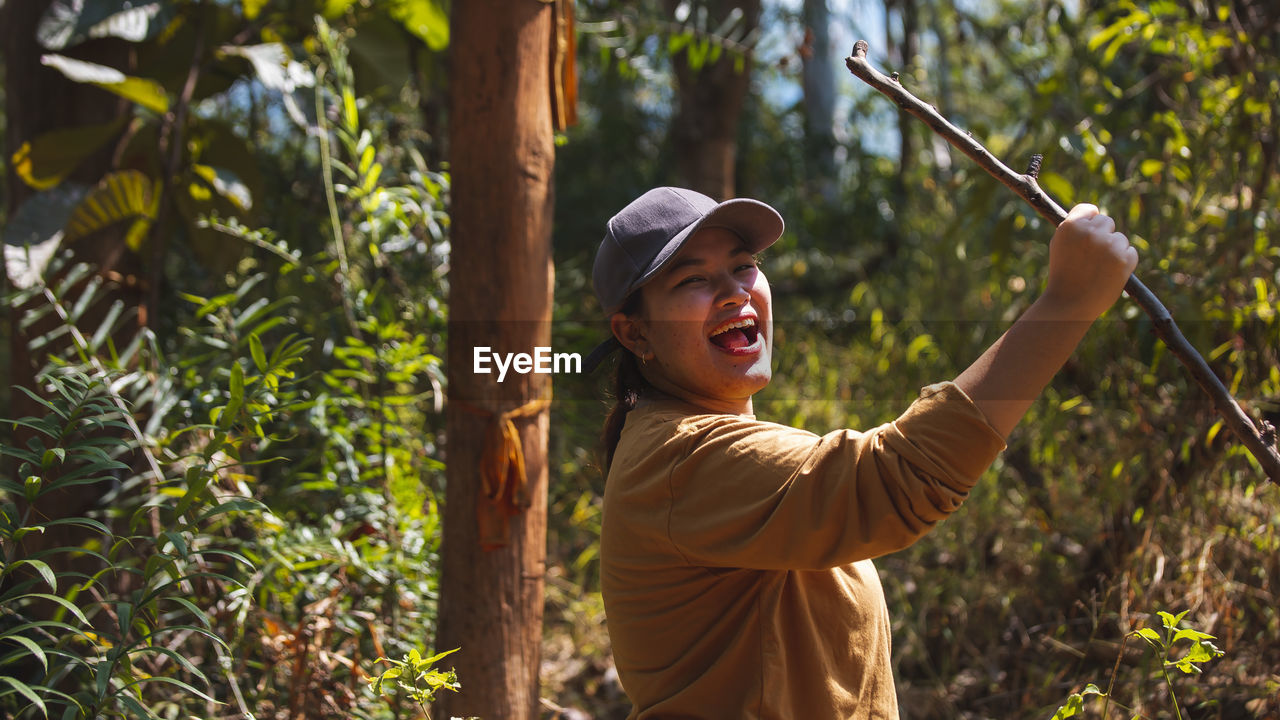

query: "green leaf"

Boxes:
[174, 468, 211, 518]
[20, 558, 58, 592]
[388, 0, 449, 50]
[242, 0, 268, 20]
[0, 675, 46, 715]
[165, 596, 212, 628]
[342, 88, 359, 131]
[1135, 627, 1162, 643]
[114, 689, 153, 719]
[64, 169, 159, 244]
[11, 117, 127, 190]
[38, 0, 174, 50]
[421, 646, 460, 665]
[192, 165, 253, 211]
[322, 0, 359, 19]
[220, 43, 314, 94]
[1157, 610, 1189, 629]
[227, 363, 246, 419]
[1049, 693, 1084, 720]
[41, 54, 169, 114]
[1173, 627, 1214, 643]
[1, 634, 49, 673]
[121, 671, 220, 704]
[195, 498, 265, 524]
[249, 334, 268, 373]
[3, 184, 89, 290]
[25, 593, 90, 626]
[1038, 171, 1075, 207]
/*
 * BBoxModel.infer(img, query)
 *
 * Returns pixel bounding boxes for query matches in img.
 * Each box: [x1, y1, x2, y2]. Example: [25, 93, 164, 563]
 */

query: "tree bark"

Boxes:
[801, 0, 838, 197]
[435, 3, 555, 719]
[889, 0, 919, 181]
[664, 0, 761, 200]
[2, 0, 151, 631]
[3, 0, 133, 426]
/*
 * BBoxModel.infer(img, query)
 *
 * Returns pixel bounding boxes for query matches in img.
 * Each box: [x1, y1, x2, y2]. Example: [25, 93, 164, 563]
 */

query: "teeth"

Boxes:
[710, 318, 756, 336]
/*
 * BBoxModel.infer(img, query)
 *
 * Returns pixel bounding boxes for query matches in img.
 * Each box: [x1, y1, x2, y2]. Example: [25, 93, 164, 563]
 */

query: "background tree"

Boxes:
[434, 2, 556, 719]
[663, 0, 762, 198]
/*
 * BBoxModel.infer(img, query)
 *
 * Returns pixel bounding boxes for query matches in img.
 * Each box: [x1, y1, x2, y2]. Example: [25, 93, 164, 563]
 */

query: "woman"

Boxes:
[590, 186, 1137, 719]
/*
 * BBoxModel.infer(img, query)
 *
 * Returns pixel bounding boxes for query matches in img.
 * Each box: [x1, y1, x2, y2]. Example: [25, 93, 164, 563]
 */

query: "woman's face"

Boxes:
[611, 226, 773, 414]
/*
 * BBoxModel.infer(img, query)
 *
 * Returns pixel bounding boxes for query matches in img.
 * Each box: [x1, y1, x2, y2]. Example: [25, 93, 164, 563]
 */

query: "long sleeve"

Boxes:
[662, 382, 1005, 570]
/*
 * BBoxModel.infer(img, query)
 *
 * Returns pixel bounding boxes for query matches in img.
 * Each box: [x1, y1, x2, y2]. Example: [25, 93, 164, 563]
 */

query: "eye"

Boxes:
[676, 275, 705, 287]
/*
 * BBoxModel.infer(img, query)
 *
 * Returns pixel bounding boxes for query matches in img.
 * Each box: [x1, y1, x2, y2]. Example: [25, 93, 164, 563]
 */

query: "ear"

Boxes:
[610, 311, 648, 359]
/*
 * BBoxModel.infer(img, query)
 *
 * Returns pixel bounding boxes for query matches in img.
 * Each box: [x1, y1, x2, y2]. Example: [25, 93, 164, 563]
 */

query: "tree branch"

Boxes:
[845, 40, 1280, 483]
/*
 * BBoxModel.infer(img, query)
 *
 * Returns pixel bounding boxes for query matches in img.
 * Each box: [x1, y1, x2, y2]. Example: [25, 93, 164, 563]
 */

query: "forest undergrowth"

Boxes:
[2, 1, 1279, 718]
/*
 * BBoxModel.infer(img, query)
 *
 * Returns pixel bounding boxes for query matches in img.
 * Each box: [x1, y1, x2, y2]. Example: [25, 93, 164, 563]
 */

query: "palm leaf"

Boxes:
[65, 170, 160, 250]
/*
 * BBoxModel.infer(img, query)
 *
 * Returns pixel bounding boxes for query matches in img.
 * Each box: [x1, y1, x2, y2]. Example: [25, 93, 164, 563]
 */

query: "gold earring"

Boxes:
[640, 351, 650, 367]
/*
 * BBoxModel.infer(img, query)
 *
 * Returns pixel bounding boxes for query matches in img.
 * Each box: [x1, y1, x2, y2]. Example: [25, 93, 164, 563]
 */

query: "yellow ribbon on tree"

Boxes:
[459, 392, 552, 550]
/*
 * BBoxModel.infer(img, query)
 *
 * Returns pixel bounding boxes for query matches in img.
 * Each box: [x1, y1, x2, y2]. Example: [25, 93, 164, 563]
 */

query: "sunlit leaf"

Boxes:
[38, 0, 174, 50]
[322, 0, 359, 18]
[65, 170, 160, 246]
[1, 633, 49, 673]
[192, 164, 253, 211]
[40, 54, 169, 114]
[1037, 171, 1075, 207]
[1139, 159, 1163, 177]
[3, 184, 88, 290]
[11, 117, 127, 191]
[220, 43, 315, 94]
[1135, 627, 1161, 642]
[0, 676, 46, 715]
[388, 0, 449, 50]
[241, 0, 268, 20]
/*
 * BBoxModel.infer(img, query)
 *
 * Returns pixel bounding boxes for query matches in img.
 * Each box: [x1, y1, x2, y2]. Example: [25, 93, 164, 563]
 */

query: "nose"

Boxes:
[715, 270, 751, 307]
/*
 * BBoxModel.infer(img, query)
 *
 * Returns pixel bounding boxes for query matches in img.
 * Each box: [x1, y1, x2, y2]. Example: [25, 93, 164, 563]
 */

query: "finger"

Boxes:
[1117, 236, 1139, 273]
[1092, 213, 1116, 235]
[1066, 203, 1100, 221]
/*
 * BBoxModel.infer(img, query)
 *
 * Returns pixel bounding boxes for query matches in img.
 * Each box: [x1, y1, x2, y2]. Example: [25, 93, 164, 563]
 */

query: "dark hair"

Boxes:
[600, 292, 649, 474]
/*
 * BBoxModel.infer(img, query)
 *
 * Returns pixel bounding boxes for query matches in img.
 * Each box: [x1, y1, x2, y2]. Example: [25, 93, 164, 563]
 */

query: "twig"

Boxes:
[845, 40, 1280, 483]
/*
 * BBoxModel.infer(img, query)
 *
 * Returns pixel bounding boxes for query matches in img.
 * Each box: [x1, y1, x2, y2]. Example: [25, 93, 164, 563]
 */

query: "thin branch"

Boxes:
[845, 40, 1280, 483]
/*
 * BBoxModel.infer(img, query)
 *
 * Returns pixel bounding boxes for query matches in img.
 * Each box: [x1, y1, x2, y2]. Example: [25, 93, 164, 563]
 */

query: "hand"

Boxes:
[1041, 204, 1139, 321]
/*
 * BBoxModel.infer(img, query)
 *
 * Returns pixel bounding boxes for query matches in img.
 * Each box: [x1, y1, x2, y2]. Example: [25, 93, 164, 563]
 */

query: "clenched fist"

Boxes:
[1041, 203, 1139, 321]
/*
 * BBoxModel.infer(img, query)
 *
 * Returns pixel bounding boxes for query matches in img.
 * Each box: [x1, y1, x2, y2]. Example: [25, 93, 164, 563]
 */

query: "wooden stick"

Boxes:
[846, 39, 1280, 483]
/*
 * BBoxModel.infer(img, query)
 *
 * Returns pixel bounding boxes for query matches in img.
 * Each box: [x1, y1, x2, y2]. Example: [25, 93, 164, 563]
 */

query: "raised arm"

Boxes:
[954, 203, 1139, 438]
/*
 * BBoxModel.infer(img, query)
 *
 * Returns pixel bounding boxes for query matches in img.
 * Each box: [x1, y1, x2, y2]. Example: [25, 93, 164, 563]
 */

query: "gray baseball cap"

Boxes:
[591, 187, 785, 315]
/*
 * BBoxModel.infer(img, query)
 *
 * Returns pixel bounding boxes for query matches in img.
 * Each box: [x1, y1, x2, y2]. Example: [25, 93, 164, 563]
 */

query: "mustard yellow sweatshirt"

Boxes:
[600, 382, 1006, 719]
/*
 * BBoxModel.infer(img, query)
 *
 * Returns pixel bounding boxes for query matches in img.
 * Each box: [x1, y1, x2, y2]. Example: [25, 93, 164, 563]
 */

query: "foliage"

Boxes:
[0, 253, 289, 716]
[549, 0, 1280, 717]
[368, 646, 459, 718]
[1047, 609, 1225, 720]
[3, 5, 451, 718]
[3, 0, 1279, 718]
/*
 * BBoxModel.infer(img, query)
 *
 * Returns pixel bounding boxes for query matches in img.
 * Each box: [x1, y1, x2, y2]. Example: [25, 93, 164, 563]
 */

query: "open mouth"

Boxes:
[708, 317, 760, 352]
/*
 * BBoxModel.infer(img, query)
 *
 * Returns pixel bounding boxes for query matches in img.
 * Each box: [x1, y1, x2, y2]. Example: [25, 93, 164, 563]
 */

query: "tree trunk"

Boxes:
[435, 3, 555, 719]
[2, 0, 148, 629]
[4, 0, 133, 426]
[888, 0, 919, 181]
[801, 0, 837, 196]
[664, 0, 761, 199]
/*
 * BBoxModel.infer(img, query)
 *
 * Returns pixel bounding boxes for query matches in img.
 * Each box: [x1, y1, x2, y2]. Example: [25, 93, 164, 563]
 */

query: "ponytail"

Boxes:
[602, 351, 648, 473]
[600, 294, 649, 474]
